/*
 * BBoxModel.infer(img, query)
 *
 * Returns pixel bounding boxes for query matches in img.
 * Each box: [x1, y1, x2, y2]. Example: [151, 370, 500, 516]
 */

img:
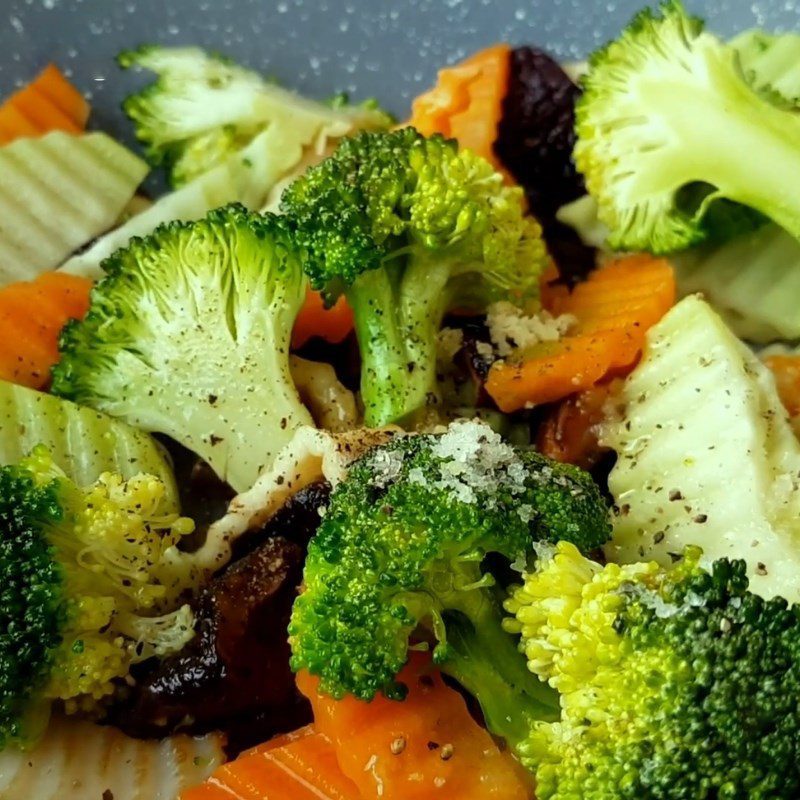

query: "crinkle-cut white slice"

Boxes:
[0, 132, 147, 284]
[60, 158, 240, 280]
[0, 378, 178, 509]
[671, 224, 800, 343]
[196, 425, 395, 572]
[0, 715, 224, 800]
[603, 295, 800, 603]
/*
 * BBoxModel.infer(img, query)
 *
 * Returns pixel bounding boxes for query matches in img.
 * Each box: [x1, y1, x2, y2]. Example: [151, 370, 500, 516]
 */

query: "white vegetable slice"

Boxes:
[0, 716, 224, 800]
[60, 159, 240, 280]
[0, 378, 178, 508]
[603, 295, 800, 603]
[0, 132, 147, 284]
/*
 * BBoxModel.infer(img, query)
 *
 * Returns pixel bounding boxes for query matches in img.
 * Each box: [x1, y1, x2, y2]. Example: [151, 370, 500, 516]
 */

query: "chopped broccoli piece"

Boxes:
[282, 128, 549, 426]
[119, 46, 391, 187]
[0, 447, 197, 749]
[505, 541, 800, 799]
[732, 28, 800, 109]
[51, 205, 313, 493]
[289, 420, 611, 747]
[575, 1, 800, 254]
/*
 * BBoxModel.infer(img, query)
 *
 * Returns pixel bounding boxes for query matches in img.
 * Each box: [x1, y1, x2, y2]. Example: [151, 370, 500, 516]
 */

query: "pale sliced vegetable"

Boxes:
[555, 194, 609, 250]
[0, 378, 178, 508]
[672, 223, 800, 343]
[60, 159, 240, 279]
[0, 715, 224, 800]
[0, 132, 147, 284]
[603, 295, 800, 602]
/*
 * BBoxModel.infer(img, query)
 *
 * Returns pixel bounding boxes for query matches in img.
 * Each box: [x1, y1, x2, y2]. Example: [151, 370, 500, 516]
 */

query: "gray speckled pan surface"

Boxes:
[0, 0, 796, 145]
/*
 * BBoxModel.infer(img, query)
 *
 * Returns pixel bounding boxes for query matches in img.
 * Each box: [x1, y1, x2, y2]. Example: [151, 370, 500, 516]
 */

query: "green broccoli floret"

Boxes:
[504, 541, 800, 799]
[289, 420, 611, 748]
[119, 46, 391, 188]
[51, 205, 312, 493]
[281, 127, 549, 427]
[0, 447, 197, 749]
[732, 28, 800, 109]
[575, 1, 800, 254]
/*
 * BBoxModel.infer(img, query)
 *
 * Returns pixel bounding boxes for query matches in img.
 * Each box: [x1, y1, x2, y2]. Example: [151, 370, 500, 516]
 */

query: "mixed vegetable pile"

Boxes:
[2, 2, 800, 798]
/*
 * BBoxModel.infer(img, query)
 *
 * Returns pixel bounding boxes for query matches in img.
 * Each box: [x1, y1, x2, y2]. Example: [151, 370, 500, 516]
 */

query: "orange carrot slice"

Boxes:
[764, 354, 800, 418]
[409, 44, 511, 175]
[181, 726, 360, 800]
[0, 64, 89, 145]
[0, 272, 92, 389]
[486, 255, 675, 412]
[292, 289, 355, 349]
[297, 654, 534, 800]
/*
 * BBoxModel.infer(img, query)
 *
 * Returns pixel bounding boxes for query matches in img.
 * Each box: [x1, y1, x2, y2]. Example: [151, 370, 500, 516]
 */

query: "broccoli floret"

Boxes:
[575, 1, 800, 254]
[732, 28, 800, 109]
[504, 542, 800, 799]
[52, 205, 313, 493]
[0, 447, 197, 749]
[289, 420, 611, 748]
[281, 127, 549, 427]
[119, 46, 391, 188]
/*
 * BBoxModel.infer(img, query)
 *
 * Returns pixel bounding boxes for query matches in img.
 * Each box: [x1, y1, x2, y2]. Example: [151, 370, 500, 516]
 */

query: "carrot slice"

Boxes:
[181, 726, 360, 800]
[486, 255, 675, 412]
[408, 44, 511, 175]
[764, 354, 800, 418]
[297, 654, 533, 800]
[292, 289, 355, 349]
[0, 272, 92, 389]
[0, 64, 89, 144]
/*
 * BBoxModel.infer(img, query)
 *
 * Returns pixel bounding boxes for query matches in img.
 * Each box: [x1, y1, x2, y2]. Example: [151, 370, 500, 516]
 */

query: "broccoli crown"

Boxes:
[504, 542, 800, 799]
[575, 1, 800, 254]
[289, 420, 610, 703]
[119, 46, 391, 188]
[281, 128, 548, 425]
[0, 447, 196, 749]
[52, 205, 312, 493]
[282, 126, 545, 301]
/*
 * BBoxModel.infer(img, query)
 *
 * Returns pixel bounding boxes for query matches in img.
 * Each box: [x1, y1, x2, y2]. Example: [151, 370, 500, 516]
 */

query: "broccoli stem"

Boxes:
[349, 256, 452, 426]
[649, 47, 800, 238]
[441, 594, 559, 750]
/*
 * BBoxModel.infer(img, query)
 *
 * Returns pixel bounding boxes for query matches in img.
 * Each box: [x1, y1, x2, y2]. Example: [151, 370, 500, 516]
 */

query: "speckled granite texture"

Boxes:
[0, 0, 796, 140]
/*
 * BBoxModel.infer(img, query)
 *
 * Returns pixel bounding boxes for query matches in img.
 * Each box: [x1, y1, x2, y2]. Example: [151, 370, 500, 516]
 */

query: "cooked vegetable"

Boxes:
[764, 350, 800, 422]
[292, 289, 354, 349]
[60, 160, 243, 280]
[0, 379, 178, 504]
[733, 28, 800, 108]
[181, 725, 358, 800]
[297, 654, 534, 800]
[0, 64, 89, 144]
[0, 447, 198, 748]
[604, 294, 800, 603]
[282, 127, 547, 426]
[52, 205, 313, 493]
[120, 46, 390, 188]
[409, 43, 511, 174]
[289, 420, 610, 747]
[672, 223, 800, 342]
[575, 0, 800, 253]
[0, 273, 91, 389]
[0, 132, 148, 283]
[0, 716, 224, 800]
[486, 255, 675, 411]
[504, 541, 800, 799]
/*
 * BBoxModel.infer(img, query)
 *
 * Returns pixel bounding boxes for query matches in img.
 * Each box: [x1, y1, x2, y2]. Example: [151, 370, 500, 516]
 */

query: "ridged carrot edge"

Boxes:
[0, 272, 92, 390]
[486, 255, 676, 412]
[0, 64, 89, 145]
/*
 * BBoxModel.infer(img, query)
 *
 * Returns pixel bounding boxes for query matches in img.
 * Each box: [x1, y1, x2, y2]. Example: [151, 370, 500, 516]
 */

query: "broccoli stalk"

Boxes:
[52, 205, 313, 493]
[575, 0, 800, 254]
[0, 447, 197, 749]
[289, 420, 610, 747]
[281, 128, 549, 426]
[504, 542, 800, 798]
